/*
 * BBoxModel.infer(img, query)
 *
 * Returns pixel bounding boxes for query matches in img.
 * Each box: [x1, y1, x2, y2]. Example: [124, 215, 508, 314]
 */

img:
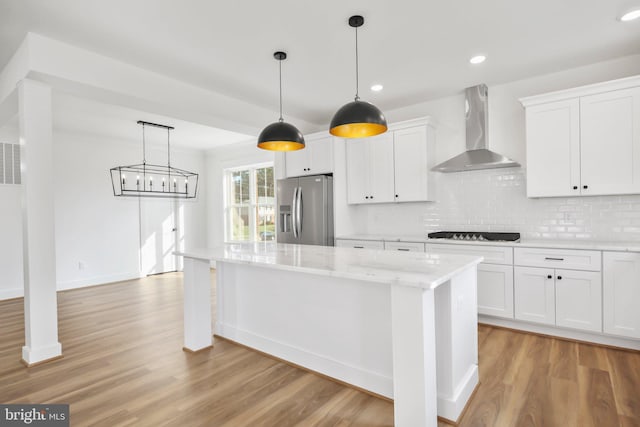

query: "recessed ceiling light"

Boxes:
[371, 84, 383, 92]
[469, 55, 486, 65]
[620, 9, 640, 21]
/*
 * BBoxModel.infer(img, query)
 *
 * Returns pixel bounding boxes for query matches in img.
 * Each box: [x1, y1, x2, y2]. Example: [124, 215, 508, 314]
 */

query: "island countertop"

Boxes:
[176, 243, 483, 290]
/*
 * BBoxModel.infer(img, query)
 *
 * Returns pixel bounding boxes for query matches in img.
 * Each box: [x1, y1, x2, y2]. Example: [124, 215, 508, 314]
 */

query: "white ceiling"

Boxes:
[1, 0, 640, 129]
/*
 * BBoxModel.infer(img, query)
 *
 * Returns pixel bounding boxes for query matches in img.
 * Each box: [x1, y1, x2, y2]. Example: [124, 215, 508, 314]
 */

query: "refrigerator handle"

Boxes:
[296, 186, 303, 236]
[292, 187, 298, 238]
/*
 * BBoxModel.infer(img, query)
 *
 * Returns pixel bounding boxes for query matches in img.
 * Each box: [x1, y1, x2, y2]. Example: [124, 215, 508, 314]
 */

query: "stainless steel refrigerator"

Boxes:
[277, 175, 334, 246]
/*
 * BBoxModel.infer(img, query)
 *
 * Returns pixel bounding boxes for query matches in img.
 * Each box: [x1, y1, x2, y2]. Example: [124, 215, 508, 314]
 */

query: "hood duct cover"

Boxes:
[432, 84, 520, 173]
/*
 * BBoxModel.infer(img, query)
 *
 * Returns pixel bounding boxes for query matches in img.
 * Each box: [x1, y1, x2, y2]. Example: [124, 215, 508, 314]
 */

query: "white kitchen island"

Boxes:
[176, 243, 482, 426]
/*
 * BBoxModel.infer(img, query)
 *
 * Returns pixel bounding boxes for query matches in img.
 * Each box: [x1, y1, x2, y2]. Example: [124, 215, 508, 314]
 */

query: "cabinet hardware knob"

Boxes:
[583, 185, 588, 189]
[547, 275, 552, 279]
[395, 194, 399, 198]
[573, 186, 578, 190]
[370, 196, 374, 199]
[557, 276, 562, 280]
[365, 196, 369, 199]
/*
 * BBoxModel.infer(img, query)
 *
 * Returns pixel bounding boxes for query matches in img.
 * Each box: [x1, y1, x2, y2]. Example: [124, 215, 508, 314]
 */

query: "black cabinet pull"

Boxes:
[395, 194, 399, 198]
[547, 275, 552, 279]
[365, 196, 369, 199]
[397, 248, 410, 251]
[557, 276, 562, 280]
[583, 185, 588, 189]
[354, 246, 364, 249]
[545, 257, 564, 261]
[573, 186, 578, 190]
[370, 196, 374, 199]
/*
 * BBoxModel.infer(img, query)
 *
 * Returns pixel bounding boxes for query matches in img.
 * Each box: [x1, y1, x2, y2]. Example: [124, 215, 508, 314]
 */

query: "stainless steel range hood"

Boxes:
[432, 84, 520, 173]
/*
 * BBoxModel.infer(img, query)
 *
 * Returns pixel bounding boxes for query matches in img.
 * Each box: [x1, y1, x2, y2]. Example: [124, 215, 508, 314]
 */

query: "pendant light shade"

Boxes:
[330, 15, 387, 138]
[258, 51, 305, 151]
[257, 121, 305, 151]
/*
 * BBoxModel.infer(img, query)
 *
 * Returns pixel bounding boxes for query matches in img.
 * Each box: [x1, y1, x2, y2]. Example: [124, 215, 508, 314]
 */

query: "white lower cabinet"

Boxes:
[603, 252, 640, 339]
[555, 269, 602, 332]
[383, 241, 425, 252]
[335, 239, 384, 250]
[477, 264, 514, 318]
[514, 266, 602, 332]
[425, 244, 514, 319]
[514, 266, 556, 325]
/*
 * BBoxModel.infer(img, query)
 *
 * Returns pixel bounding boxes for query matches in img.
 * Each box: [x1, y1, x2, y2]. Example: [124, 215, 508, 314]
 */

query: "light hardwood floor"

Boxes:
[0, 272, 638, 426]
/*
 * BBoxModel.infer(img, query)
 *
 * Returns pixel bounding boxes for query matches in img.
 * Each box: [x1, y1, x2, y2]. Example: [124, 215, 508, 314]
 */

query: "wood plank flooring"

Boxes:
[0, 272, 638, 426]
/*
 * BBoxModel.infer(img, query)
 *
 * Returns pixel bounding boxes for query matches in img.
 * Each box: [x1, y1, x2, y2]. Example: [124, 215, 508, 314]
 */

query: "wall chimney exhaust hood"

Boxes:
[432, 84, 520, 173]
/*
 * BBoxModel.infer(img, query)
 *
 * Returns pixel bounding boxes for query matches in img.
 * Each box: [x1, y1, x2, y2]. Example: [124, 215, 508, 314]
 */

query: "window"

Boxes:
[0, 143, 21, 185]
[224, 164, 275, 242]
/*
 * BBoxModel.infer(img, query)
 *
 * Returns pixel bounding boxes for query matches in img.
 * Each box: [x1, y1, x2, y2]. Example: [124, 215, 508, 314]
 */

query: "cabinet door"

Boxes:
[393, 125, 431, 202]
[307, 136, 334, 175]
[285, 147, 309, 177]
[580, 88, 640, 195]
[345, 139, 369, 204]
[555, 269, 602, 332]
[603, 252, 640, 339]
[478, 264, 514, 319]
[514, 266, 556, 325]
[368, 132, 395, 203]
[525, 99, 581, 197]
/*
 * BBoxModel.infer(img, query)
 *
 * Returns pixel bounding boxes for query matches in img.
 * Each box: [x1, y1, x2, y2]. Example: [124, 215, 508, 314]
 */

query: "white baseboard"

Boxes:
[0, 287, 24, 300]
[57, 272, 142, 291]
[437, 365, 479, 422]
[0, 272, 143, 301]
[479, 315, 640, 351]
[217, 322, 394, 398]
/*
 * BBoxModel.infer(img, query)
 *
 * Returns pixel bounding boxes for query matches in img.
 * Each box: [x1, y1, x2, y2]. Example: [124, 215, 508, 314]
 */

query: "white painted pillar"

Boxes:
[391, 285, 438, 427]
[183, 257, 212, 351]
[18, 79, 62, 365]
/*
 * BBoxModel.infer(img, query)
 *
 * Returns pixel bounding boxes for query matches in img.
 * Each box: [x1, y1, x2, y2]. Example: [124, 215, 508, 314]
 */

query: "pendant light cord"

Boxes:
[142, 123, 146, 165]
[354, 25, 360, 101]
[167, 128, 171, 167]
[278, 58, 284, 122]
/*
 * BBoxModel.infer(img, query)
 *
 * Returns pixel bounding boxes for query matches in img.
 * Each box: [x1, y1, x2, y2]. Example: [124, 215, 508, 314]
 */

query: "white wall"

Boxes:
[0, 126, 207, 299]
[339, 53, 640, 241]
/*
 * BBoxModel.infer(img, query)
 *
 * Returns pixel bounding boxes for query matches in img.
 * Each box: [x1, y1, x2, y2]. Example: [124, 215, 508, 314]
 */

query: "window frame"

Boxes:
[223, 162, 275, 243]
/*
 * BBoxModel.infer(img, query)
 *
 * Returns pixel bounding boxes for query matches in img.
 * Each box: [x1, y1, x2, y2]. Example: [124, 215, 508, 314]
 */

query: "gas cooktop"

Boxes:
[427, 231, 520, 242]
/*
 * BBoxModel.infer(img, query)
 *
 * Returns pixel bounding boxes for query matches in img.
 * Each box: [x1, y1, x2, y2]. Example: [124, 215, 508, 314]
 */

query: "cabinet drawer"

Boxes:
[514, 247, 601, 271]
[425, 243, 513, 265]
[384, 241, 425, 252]
[335, 239, 384, 250]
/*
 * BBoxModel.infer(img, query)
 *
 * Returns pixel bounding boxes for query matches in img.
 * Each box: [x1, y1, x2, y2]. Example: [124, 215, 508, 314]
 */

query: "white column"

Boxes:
[391, 285, 438, 427]
[18, 79, 62, 365]
[183, 257, 212, 351]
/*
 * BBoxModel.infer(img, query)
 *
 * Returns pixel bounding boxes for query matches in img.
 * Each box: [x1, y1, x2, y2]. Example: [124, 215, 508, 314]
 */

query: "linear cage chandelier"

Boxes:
[110, 121, 198, 199]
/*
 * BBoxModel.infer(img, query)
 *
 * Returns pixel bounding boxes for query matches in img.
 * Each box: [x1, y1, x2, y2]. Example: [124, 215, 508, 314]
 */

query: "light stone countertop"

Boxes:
[336, 234, 640, 252]
[176, 242, 483, 290]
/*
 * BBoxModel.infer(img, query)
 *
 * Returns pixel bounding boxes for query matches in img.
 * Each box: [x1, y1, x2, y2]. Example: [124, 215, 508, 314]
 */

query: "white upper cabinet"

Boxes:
[346, 132, 394, 204]
[393, 125, 435, 202]
[520, 76, 640, 198]
[525, 99, 580, 197]
[580, 88, 640, 195]
[285, 132, 333, 177]
[345, 118, 436, 204]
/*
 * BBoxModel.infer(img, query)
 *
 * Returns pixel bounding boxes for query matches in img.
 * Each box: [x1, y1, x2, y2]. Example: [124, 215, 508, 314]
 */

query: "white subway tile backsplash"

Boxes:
[421, 168, 640, 242]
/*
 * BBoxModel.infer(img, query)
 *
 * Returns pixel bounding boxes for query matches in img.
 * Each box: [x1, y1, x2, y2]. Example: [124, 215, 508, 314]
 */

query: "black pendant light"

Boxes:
[258, 51, 305, 151]
[330, 15, 387, 138]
